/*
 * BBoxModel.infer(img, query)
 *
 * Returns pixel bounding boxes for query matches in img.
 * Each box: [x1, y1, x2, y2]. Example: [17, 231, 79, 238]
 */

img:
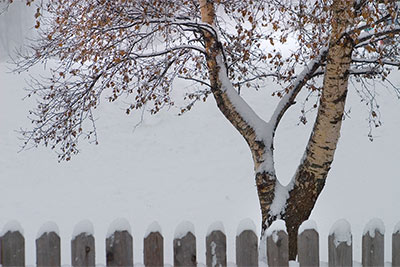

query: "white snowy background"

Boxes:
[1, 2, 399, 265]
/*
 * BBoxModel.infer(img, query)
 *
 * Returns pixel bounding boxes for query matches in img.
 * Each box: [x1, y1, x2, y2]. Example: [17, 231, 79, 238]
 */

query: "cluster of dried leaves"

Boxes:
[3, 0, 400, 160]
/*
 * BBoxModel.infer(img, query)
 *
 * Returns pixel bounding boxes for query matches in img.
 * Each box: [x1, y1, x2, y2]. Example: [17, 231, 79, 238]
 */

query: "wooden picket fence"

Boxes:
[0, 219, 399, 267]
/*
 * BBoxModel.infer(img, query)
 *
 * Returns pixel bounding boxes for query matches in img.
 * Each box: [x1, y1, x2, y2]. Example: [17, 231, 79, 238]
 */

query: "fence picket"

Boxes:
[173, 232, 196, 266]
[236, 230, 258, 267]
[36, 231, 61, 267]
[298, 229, 319, 267]
[144, 231, 163, 267]
[267, 230, 289, 267]
[328, 234, 352, 267]
[0, 219, 396, 265]
[0, 231, 25, 267]
[71, 233, 95, 267]
[393, 231, 400, 267]
[206, 230, 226, 267]
[362, 229, 384, 267]
[106, 230, 133, 266]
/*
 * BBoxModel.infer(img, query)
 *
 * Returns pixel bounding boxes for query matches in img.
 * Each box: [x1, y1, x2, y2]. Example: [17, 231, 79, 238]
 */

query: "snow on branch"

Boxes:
[268, 47, 329, 132]
[352, 57, 400, 67]
[216, 55, 270, 142]
[129, 45, 206, 58]
[356, 25, 400, 48]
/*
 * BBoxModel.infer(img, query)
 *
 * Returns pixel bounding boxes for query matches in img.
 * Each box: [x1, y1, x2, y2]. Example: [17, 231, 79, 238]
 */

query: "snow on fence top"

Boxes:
[1, 220, 24, 235]
[144, 221, 162, 238]
[394, 221, 400, 234]
[363, 218, 385, 238]
[106, 218, 132, 238]
[36, 221, 59, 239]
[72, 220, 94, 239]
[236, 218, 256, 236]
[329, 219, 352, 247]
[266, 219, 287, 243]
[0, 218, 399, 267]
[299, 219, 318, 235]
[174, 221, 195, 239]
[207, 221, 225, 236]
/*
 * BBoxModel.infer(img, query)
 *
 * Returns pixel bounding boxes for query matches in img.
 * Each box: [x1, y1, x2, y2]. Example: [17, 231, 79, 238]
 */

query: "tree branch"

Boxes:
[268, 47, 329, 133]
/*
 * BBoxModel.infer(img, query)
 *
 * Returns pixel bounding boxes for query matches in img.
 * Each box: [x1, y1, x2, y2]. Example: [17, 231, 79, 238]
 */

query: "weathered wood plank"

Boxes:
[71, 233, 95, 267]
[328, 234, 352, 267]
[298, 229, 319, 267]
[144, 232, 163, 267]
[393, 232, 400, 267]
[267, 230, 289, 267]
[0, 231, 25, 267]
[206, 230, 226, 267]
[362, 230, 384, 267]
[36, 231, 61, 267]
[236, 230, 258, 267]
[174, 232, 196, 266]
[106, 230, 133, 267]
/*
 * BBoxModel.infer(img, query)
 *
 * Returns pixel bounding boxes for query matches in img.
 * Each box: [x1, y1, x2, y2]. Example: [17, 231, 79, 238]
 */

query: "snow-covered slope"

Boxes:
[1, 3, 400, 265]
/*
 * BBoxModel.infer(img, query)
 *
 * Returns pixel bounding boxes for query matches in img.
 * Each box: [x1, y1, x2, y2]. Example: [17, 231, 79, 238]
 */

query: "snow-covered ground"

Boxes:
[1, 2, 400, 265]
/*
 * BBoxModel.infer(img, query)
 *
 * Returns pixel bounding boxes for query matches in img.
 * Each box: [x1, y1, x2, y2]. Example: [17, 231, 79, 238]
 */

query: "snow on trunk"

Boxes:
[215, 54, 275, 174]
[269, 180, 295, 217]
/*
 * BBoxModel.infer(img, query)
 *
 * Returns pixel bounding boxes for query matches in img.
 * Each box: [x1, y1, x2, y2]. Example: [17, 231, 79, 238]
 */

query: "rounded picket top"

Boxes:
[1, 220, 25, 267]
[298, 219, 318, 235]
[36, 221, 60, 239]
[145, 221, 162, 238]
[394, 221, 400, 235]
[106, 218, 133, 266]
[328, 219, 352, 267]
[72, 219, 94, 239]
[236, 218, 258, 267]
[207, 221, 225, 236]
[236, 218, 256, 237]
[206, 221, 226, 267]
[363, 218, 385, 238]
[174, 220, 195, 239]
[1, 220, 24, 236]
[106, 217, 132, 238]
[329, 219, 352, 247]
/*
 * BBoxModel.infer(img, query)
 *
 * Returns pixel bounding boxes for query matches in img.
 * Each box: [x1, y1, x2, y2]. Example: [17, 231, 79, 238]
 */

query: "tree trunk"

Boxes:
[265, 0, 355, 259]
[199, 0, 355, 260]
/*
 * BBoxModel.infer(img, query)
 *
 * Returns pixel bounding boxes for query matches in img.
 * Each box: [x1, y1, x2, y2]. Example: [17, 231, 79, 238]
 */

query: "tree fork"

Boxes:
[280, 0, 355, 259]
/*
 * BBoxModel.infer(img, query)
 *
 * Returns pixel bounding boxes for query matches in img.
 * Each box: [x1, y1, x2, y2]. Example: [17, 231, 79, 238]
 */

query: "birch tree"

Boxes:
[6, 0, 400, 258]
